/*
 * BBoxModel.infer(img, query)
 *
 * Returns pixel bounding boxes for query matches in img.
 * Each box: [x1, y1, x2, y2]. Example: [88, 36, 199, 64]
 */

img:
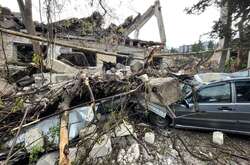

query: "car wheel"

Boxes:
[148, 112, 171, 128]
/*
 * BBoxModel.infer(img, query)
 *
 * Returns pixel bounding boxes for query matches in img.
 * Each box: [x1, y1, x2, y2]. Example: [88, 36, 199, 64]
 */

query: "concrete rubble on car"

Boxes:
[147, 77, 182, 106]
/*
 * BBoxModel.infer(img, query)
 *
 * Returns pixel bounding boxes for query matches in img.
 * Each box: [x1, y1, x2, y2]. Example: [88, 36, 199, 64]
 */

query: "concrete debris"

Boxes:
[105, 67, 125, 80]
[25, 128, 44, 152]
[90, 134, 112, 158]
[116, 63, 125, 70]
[117, 143, 140, 164]
[16, 76, 34, 87]
[36, 148, 77, 165]
[79, 124, 97, 139]
[115, 70, 124, 79]
[0, 78, 15, 97]
[144, 132, 155, 144]
[148, 77, 182, 106]
[139, 74, 149, 82]
[114, 122, 134, 137]
[36, 152, 58, 165]
[33, 73, 75, 84]
[130, 61, 144, 73]
[212, 131, 224, 145]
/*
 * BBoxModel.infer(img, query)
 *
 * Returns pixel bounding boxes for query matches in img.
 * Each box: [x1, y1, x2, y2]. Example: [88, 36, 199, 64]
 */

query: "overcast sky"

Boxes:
[0, 0, 220, 48]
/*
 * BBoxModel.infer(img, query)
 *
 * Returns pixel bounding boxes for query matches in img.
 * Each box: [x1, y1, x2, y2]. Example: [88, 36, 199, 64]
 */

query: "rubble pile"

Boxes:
[0, 57, 250, 165]
[0, 5, 250, 165]
[0, 55, 180, 163]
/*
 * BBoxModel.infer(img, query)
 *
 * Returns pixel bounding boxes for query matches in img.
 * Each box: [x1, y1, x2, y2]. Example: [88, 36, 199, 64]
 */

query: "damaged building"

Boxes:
[0, 0, 166, 75]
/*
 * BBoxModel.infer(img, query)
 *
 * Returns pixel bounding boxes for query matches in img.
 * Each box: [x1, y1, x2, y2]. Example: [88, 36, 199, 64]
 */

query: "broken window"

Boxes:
[72, 49, 97, 66]
[15, 43, 33, 62]
[116, 56, 131, 66]
[57, 52, 90, 67]
[235, 81, 250, 102]
[14, 42, 47, 63]
[152, 57, 162, 66]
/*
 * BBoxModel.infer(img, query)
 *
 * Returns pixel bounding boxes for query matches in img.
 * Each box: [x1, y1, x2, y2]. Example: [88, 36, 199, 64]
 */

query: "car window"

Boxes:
[197, 83, 231, 103]
[235, 81, 250, 103]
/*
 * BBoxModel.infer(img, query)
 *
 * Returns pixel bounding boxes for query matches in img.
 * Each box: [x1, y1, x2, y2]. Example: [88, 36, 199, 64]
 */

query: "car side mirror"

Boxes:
[181, 99, 189, 109]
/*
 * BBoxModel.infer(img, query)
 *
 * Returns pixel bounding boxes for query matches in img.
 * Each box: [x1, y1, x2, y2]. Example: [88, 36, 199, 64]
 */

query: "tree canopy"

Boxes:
[186, 0, 250, 70]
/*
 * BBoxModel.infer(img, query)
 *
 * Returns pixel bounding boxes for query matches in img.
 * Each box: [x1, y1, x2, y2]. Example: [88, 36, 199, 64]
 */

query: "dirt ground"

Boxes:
[137, 128, 250, 165]
[82, 119, 250, 165]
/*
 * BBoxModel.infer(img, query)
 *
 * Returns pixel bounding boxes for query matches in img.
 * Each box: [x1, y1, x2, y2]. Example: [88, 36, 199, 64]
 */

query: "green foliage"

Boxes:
[11, 97, 24, 113]
[224, 58, 236, 72]
[192, 40, 204, 52]
[29, 145, 45, 163]
[186, 0, 250, 41]
[117, 27, 125, 34]
[185, 0, 213, 15]
[63, 20, 72, 28]
[71, 160, 77, 165]
[32, 53, 42, 66]
[81, 20, 93, 35]
[49, 125, 60, 143]
[170, 47, 178, 53]
[240, 63, 247, 69]
[207, 40, 215, 50]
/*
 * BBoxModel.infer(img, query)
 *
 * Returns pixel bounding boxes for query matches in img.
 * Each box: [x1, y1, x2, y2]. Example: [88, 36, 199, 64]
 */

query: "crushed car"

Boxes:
[142, 72, 250, 135]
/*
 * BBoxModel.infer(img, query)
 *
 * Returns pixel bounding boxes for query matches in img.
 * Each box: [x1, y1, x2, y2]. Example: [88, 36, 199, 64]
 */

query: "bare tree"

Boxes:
[17, 0, 42, 63]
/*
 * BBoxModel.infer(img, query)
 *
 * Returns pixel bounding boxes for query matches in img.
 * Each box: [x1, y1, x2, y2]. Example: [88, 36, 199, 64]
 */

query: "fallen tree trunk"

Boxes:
[59, 74, 85, 165]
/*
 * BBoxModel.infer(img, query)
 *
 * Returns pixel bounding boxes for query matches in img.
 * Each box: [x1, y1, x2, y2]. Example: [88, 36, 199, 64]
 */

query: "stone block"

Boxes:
[90, 134, 112, 158]
[139, 74, 149, 82]
[130, 61, 144, 73]
[0, 79, 15, 97]
[144, 132, 155, 144]
[117, 143, 140, 164]
[114, 122, 134, 137]
[148, 77, 181, 105]
[213, 131, 224, 145]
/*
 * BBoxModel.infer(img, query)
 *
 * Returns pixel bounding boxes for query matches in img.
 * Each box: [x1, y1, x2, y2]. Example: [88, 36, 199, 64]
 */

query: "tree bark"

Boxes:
[17, 0, 42, 59]
[236, 8, 248, 69]
[59, 99, 70, 165]
[218, 0, 232, 71]
[59, 75, 85, 165]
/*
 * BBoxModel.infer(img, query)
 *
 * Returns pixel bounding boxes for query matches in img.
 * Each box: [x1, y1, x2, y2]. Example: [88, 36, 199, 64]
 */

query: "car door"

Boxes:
[233, 80, 250, 133]
[196, 82, 238, 131]
[175, 82, 238, 131]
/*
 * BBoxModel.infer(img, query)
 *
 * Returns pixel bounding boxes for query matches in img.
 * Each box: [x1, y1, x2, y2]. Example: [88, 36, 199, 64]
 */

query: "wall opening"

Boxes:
[152, 57, 162, 66]
[116, 56, 131, 66]
[72, 49, 97, 66]
[14, 42, 47, 63]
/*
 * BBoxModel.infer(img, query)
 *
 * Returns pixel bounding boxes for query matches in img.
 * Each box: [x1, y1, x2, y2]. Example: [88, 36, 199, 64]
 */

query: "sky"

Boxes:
[0, 0, 220, 48]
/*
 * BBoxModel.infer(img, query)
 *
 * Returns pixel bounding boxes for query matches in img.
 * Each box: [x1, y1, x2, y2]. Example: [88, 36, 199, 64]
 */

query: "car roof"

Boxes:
[210, 77, 250, 84]
[194, 72, 250, 87]
[183, 72, 250, 97]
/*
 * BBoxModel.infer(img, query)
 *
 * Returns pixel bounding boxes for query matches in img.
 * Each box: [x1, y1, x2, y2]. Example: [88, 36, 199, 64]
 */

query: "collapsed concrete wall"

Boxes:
[0, 33, 32, 64]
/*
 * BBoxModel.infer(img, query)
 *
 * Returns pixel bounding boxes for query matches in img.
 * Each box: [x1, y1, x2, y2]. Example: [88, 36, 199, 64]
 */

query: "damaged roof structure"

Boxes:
[0, 1, 166, 75]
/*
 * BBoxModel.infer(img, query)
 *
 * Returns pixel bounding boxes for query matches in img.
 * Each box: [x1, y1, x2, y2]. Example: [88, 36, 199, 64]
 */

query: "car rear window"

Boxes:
[197, 83, 231, 103]
[235, 81, 250, 103]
